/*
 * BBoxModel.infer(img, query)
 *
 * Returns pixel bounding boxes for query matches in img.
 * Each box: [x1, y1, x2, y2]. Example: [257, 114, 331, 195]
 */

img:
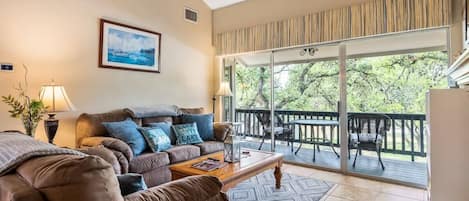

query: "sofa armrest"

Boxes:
[124, 176, 227, 201]
[213, 122, 233, 142]
[77, 145, 122, 174]
[80, 137, 133, 170]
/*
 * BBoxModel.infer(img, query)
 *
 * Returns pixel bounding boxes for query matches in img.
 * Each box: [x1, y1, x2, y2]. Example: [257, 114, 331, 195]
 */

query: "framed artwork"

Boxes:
[99, 19, 161, 73]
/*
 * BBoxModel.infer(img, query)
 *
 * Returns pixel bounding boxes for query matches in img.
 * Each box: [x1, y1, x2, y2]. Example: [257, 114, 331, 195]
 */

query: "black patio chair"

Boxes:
[348, 113, 391, 170]
[255, 112, 293, 150]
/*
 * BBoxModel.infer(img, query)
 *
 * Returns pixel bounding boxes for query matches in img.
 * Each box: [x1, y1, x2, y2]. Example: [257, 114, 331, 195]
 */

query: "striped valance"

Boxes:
[215, 0, 450, 56]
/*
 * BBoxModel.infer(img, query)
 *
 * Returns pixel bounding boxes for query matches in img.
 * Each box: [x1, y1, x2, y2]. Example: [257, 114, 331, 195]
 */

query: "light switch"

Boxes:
[0, 63, 14, 72]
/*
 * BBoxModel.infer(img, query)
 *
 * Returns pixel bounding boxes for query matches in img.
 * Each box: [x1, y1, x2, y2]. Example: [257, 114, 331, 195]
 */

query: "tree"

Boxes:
[235, 51, 448, 114]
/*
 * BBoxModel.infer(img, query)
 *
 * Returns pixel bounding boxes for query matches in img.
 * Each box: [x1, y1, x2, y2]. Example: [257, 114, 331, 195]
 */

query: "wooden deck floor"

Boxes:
[241, 140, 428, 187]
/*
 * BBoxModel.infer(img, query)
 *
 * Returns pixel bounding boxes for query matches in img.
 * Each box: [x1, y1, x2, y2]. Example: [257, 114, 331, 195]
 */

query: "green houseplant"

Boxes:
[2, 65, 47, 136]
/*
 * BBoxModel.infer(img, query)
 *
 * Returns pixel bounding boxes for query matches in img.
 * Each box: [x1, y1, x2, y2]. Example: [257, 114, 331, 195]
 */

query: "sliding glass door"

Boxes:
[271, 44, 342, 170]
[225, 28, 448, 187]
[343, 29, 448, 187]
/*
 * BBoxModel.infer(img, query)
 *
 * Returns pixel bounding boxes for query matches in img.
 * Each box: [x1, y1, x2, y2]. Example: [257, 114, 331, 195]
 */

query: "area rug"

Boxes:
[228, 170, 335, 201]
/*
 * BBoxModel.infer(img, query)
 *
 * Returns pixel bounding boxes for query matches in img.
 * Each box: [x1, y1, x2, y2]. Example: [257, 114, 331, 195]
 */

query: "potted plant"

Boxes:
[2, 65, 47, 137]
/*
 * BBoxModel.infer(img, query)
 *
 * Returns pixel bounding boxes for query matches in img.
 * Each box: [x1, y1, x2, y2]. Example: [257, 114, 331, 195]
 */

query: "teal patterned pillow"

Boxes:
[172, 123, 204, 145]
[138, 127, 172, 152]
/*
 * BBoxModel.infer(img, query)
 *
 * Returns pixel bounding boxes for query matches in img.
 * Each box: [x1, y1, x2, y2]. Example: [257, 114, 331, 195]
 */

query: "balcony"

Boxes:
[235, 108, 428, 187]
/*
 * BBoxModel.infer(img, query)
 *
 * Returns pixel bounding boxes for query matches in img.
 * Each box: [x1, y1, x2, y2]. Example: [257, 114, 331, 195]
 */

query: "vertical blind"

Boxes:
[214, 0, 450, 56]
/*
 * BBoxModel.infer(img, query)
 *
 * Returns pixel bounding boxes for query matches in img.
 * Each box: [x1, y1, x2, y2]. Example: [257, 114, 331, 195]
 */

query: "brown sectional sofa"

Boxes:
[0, 150, 228, 201]
[76, 107, 233, 187]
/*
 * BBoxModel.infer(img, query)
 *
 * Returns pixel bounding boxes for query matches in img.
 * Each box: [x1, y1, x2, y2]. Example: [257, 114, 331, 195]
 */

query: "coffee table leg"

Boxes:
[274, 161, 282, 189]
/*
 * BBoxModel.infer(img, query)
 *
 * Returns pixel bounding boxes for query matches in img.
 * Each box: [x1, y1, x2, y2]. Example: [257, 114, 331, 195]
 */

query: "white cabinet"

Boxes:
[427, 89, 469, 201]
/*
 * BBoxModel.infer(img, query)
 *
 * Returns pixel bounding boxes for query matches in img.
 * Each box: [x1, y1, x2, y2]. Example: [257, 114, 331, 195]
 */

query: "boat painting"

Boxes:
[100, 19, 161, 73]
[108, 28, 155, 66]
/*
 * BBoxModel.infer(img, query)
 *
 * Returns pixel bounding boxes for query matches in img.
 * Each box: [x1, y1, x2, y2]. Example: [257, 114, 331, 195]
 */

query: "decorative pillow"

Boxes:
[138, 127, 172, 152]
[172, 123, 204, 145]
[181, 113, 214, 141]
[102, 118, 147, 156]
[147, 122, 176, 145]
[116, 173, 148, 196]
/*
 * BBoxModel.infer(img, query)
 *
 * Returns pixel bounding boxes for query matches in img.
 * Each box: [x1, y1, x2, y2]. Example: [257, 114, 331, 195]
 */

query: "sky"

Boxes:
[108, 28, 156, 52]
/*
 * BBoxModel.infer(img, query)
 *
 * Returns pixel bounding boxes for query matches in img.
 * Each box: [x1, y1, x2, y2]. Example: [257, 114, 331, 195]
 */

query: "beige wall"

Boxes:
[0, 0, 214, 147]
[213, 0, 369, 33]
[450, 0, 464, 64]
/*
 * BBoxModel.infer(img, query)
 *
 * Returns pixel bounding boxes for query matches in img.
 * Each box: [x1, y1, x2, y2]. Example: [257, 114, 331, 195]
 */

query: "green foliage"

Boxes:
[2, 65, 48, 136]
[2, 94, 47, 135]
[2, 95, 25, 118]
[235, 51, 448, 114]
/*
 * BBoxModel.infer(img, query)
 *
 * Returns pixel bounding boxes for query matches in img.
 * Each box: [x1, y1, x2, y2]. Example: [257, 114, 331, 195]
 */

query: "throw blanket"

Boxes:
[0, 132, 86, 176]
[125, 104, 179, 118]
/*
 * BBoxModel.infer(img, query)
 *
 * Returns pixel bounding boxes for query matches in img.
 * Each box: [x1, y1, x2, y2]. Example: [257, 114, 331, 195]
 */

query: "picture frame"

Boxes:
[99, 19, 161, 73]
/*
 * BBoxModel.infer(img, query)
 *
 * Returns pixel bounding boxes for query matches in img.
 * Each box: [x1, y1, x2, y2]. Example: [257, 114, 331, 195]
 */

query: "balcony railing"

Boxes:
[235, 108, 426, 161]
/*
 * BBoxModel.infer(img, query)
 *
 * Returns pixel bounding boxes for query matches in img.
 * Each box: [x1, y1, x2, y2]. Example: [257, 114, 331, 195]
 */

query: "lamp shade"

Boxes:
[215, 82, 233, 97]
[39, 84, 76, 113]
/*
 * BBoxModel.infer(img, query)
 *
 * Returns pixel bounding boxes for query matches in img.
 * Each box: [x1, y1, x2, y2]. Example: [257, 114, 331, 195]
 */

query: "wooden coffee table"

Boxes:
[169, 149, 284, 192]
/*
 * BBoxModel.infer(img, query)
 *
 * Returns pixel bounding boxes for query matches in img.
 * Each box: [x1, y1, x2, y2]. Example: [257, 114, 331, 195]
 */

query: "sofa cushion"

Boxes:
[17, 155, 123, 201]
[195, 141, 224, 155]
[147, 122, 176, 145]
[123, 175, 226, 201]
[164, 145, 200, 164]
[141, 166, 171, 188]
[179, 107, 204, 114]
[142, 116, 173, 126]
[117, 173, 148, 196]
[172, 123, 203, 145]
[350, 133, 383, 147]
[102, 118, 147, 156]
[129, 152, 170, 174]
[138, 127, 172, 152]
[75, 110, 136, 145]
[181, 114, 214, 141]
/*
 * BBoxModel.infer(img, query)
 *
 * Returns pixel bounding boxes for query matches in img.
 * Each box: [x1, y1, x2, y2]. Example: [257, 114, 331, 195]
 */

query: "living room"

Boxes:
[0, 0, 468, 201]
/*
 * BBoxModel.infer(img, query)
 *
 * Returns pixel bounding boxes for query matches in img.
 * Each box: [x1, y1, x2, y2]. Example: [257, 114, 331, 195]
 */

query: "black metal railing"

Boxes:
[235, 108, 426, 161]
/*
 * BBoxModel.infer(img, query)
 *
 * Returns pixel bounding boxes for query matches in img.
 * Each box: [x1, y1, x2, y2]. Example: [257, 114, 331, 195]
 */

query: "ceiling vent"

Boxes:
[184, 7, 198, 24]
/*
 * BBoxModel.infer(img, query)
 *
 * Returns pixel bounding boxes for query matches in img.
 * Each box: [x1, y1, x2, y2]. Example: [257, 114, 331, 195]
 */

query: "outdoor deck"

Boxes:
[241, 140, 428, 187]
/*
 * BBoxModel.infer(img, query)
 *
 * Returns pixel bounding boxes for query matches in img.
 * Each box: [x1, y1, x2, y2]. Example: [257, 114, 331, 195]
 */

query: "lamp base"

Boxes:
[44, 114, 59, 144]
[212, 96, 217, 113]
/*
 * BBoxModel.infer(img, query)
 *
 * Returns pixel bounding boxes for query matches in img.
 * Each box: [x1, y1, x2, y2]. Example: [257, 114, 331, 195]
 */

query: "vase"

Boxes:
[22, 117, 38, 137]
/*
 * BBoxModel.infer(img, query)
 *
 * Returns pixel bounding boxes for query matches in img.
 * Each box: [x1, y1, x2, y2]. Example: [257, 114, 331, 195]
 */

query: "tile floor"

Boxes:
[282, 164, 428, 201]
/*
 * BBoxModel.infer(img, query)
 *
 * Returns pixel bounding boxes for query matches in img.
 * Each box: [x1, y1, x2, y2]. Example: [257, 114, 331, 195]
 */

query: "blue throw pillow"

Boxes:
[146, 122, 176, 145]
[181, 114, 214, 141]
[102, 118, 147, 156]
[138, 127, 172, 152]
[172, 123, 203, 145]
[117, 173, 148, 196]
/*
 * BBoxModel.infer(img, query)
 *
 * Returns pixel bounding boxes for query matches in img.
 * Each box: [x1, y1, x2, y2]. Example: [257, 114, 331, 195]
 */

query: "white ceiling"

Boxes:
[237, 29, 448, 67]
[203, 0, 246, 9]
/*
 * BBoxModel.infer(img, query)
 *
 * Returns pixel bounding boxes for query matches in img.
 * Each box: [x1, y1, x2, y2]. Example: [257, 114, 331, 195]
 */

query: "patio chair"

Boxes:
[348, 113, 391, 170]
[255, 112, 293, 150]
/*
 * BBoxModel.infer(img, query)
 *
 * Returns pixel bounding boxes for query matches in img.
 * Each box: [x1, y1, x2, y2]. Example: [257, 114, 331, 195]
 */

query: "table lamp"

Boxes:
[212, 82, 233, 116]
[39, 82, 76, 144]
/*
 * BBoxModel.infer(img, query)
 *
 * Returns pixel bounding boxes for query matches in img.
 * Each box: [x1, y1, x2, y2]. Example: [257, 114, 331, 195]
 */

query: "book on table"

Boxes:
[192, 159, 226, 171]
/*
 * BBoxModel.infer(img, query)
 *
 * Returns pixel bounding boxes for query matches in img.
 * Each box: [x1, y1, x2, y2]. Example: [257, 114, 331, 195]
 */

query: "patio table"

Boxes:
[287, 119, 340, 162]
